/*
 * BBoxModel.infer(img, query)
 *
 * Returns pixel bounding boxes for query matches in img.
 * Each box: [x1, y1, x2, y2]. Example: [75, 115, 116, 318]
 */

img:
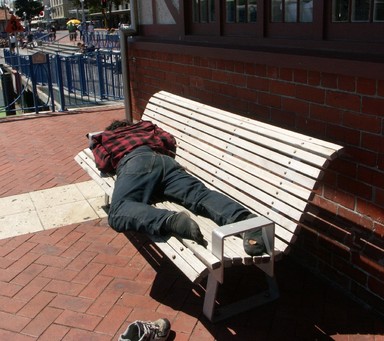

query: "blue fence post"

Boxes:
[95, 33, 100, 48]
[22, 56, 29, 77]
[46, 55, 55, 112]
[28, 55, 39, 114]
[78, 54, 87, 96]
[4, 49, 10, 64]
[65, 57, 73, 93]
[96, 51, 106, 99]
[55, 55, 66, 111]
[1, 71, 16, 115]
[11, 53, 18, 70]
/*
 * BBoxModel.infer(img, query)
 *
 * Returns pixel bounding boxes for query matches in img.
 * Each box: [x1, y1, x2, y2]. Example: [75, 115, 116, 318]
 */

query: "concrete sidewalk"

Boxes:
[0, 180, 106, 239]
[0, 106, 383, 340]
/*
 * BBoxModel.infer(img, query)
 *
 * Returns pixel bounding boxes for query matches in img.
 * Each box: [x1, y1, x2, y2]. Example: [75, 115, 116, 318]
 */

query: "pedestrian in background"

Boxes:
[77, 22, 85, 41]
[9, 33, 16, 53]
[50, 25, 56, 41]
[88, 21, 95, 42]
[68, 23, 77, 41]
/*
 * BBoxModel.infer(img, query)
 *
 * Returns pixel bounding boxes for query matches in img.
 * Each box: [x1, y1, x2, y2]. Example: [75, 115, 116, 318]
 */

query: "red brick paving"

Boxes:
[0, 106, 124, 198]
[0, 107, 384, 340]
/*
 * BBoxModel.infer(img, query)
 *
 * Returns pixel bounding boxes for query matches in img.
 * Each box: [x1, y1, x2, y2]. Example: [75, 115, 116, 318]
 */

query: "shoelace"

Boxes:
[137, 321, 160, 340]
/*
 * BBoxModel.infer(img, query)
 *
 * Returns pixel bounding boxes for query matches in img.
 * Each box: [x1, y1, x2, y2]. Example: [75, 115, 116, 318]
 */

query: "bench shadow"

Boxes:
[124, 232, 384, 340]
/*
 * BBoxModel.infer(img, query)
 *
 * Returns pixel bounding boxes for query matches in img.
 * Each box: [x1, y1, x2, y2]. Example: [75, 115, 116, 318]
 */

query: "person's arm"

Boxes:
[91, 134, 115, 174]
[155, 125, 177, 156]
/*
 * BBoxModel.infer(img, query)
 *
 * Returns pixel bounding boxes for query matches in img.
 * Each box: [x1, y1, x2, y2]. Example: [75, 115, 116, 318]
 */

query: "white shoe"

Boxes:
[119, 318, 171, 341]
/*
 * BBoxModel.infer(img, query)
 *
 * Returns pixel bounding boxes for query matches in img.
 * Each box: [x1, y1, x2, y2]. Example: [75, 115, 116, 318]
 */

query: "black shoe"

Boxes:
[119, 318, 171, 341]
[163, 211, 205, 245]
[242, 214, 266, 256]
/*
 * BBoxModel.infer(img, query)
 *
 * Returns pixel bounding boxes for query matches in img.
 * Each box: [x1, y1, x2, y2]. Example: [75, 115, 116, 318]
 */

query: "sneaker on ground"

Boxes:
[119, 318, 171, 341]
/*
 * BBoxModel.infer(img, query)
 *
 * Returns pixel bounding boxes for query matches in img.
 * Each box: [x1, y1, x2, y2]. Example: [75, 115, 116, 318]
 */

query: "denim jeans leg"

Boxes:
[161, 155, 250, 226]
[108, 148, 173, 234]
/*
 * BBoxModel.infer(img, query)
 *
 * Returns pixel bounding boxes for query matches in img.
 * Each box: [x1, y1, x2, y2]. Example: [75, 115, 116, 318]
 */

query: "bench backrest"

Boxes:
[142, 91, 344, 256]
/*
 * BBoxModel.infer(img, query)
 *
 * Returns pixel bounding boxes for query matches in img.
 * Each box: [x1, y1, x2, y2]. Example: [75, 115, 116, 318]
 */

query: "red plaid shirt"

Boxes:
[91, 120, 176, 173]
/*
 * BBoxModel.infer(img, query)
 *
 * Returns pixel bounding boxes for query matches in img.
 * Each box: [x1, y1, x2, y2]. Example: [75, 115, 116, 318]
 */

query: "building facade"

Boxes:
[124, 0, 384, 315]
[49, 0, 71, 28]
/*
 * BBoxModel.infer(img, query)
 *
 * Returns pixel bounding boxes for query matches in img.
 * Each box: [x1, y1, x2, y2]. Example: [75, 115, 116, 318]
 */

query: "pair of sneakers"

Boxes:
[119, 318, 171, 341]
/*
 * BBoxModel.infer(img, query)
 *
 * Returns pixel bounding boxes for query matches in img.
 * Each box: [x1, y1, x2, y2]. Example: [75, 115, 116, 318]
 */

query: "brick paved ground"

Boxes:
[0, 106, 124, 198]
[0, 95, 383, 340]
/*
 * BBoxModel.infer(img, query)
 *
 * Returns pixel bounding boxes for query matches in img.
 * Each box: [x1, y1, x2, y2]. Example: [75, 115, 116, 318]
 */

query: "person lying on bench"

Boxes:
[90, 119, 266, 256]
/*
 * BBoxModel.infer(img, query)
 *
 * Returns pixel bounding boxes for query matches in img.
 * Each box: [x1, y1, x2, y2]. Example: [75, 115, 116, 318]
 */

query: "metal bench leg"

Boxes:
[203, 272, 280, 323]
[203, 272, 219, 322]
[265, 274, 279, 300]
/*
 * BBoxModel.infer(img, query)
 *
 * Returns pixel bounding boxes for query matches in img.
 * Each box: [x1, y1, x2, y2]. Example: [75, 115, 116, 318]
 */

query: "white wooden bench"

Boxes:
[75, 91, 343, 322]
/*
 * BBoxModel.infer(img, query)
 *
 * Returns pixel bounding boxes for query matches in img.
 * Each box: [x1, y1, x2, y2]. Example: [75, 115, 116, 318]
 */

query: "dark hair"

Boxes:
[105, 119, 132, 131]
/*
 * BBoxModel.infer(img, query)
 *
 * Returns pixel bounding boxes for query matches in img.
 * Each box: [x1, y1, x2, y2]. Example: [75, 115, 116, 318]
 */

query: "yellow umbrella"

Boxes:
[67, 19, 81, 26]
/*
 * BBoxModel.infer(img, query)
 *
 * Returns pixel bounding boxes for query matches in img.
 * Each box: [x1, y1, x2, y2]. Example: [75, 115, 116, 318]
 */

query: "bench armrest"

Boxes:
[211, 216, 275, 283]
[86, 131, 104, 148]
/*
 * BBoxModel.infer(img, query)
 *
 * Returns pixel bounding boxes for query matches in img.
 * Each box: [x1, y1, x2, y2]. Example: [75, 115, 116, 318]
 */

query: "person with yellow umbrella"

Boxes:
[67, 19, 81, 25]
[67, 19, 80, 41]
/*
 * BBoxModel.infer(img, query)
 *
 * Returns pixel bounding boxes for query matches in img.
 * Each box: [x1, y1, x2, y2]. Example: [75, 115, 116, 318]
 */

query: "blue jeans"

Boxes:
[108, 146, 250, 235]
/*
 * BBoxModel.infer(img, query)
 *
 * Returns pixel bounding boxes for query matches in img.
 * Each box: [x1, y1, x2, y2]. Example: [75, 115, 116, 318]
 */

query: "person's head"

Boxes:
[105, 119, 132, 131]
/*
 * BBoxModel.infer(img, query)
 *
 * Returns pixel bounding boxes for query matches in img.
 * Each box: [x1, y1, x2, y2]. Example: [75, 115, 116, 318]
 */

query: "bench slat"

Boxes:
[149, 234, 209, 283]
[75, 150, 115, 197]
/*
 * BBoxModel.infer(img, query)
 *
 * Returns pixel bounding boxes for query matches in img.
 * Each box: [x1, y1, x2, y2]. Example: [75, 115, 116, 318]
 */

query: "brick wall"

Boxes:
[127, 42, 384, 314]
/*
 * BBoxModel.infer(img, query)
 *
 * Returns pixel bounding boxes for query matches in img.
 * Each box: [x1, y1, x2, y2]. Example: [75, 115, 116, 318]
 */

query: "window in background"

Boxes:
[271, 0, 313, 22]
[352, 0, 370, 21]
[226, 0, 257, 23]
[374, 0, 384, 20]
[193, 0, 216, 23]
[332, 0, 384, 22]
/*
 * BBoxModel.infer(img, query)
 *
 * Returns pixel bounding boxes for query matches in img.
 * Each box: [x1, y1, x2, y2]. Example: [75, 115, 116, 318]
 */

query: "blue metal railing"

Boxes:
[2, 48, 123, 114]
[92, 32, 120, 49]
[56, 31, 120, 49]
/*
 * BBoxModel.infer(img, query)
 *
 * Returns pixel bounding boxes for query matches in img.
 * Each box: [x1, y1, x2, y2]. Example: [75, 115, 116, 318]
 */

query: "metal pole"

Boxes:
[119, 0, 138, 122]
[15, 39, 25, 112]
[119, 28, 133, 123]
[81, 0, 86, 23]
[80, 0, 87, 43]
[29, 55, 39, 114]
